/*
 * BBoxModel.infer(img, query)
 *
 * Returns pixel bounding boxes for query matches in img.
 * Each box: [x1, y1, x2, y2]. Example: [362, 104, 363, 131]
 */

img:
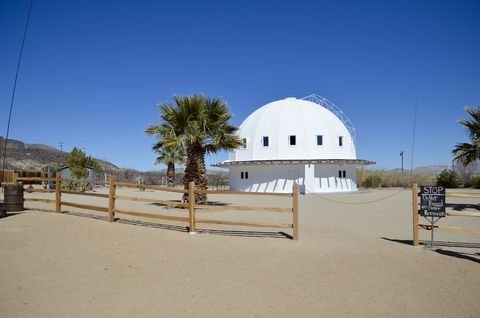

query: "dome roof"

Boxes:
[228, 96, 356, 161]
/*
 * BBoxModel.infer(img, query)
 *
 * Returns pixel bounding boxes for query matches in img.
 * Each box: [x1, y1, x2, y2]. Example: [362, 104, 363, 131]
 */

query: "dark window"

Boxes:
[338, 170, 342, 178]
[289, 135, 296, 146]
[241, 172, 244, 179]
[343, 170, 346, 178]
[317, 135, 323, 146]
[241, 138, 247, 149]
[339, 136, 343, 147]
[245, 172, 249, 179]
[262, 136, 269, 147]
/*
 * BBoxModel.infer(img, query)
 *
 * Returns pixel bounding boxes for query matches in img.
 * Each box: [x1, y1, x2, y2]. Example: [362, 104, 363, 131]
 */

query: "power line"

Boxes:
[307, 188, 406, 205]
[2, 0, 34, 179]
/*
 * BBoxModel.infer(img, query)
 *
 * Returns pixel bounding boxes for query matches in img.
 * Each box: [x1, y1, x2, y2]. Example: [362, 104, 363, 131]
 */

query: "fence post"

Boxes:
[412, 183, 419, 246]
[13, 172, 18, 184]
[293, 182, 299, 240]
[108, 176, 116, 222]
[188, 181, 196, 234]
[55, 171, 61, 213]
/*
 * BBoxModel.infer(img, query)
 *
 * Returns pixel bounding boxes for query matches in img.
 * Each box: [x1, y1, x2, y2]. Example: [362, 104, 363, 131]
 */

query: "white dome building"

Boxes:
[214, 94, 375, 193]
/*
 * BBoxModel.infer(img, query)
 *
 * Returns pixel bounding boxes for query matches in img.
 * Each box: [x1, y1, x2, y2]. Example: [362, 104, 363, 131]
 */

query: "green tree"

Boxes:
[153, 145, 185, 187]
[66, 147, 100, 179]
[452, 106, 480, 166]
[146, 94, 242, 204]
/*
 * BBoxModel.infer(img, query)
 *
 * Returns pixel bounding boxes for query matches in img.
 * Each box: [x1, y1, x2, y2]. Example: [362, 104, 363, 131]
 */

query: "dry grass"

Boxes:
[357, 169, 436, 188]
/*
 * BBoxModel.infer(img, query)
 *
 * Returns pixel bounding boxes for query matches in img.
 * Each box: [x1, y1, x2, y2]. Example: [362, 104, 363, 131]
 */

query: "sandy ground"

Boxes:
[1, 187, 479, 317]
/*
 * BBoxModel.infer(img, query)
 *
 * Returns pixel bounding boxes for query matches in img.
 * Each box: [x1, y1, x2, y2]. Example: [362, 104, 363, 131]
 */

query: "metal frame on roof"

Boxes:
[301, 94, 356, 146]
[213, 159, 375, 167]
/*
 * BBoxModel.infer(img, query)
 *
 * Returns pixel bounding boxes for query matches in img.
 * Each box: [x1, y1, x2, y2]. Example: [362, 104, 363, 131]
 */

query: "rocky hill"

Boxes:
[0, 137, 119, 172]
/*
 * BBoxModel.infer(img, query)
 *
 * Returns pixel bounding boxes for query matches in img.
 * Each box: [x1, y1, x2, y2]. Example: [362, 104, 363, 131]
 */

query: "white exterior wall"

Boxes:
[312, 164, 357, 193]
[229, 164, 305, 193]
[229, 164, 358, 194]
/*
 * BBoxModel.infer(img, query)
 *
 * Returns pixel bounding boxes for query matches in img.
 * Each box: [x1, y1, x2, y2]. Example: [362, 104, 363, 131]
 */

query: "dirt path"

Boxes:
[1, 188, 479, 317]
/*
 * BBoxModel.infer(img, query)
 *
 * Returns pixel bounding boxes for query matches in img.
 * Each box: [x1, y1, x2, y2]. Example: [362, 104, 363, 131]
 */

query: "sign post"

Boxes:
[419, 186, 446, 248]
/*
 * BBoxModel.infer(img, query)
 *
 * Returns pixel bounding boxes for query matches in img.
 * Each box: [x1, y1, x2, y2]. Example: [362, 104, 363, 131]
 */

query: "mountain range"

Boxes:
[0, 137, 119, 171]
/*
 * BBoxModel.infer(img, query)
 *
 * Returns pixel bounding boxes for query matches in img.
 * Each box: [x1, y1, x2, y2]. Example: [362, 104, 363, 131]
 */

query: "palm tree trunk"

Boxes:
[183, 142, 208, 204]
[167, 162, 175, 187]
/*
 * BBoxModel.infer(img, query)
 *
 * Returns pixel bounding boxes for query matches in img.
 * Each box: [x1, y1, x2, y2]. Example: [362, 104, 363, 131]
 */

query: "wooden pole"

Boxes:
[13, 172, 18, 184]
[55, 171, 61, 213]
[188, 181, 196, 233]
[412, 183, 419, 246]
[108, 176, 116, 222]
[293, 182, 299, 240]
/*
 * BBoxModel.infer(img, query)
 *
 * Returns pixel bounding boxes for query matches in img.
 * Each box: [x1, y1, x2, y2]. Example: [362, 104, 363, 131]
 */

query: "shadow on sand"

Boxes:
[382, 237, 480, 264]
[445, 203, 480, 212]
[18, 209, 291, 240]
[149, 201, 231, 208]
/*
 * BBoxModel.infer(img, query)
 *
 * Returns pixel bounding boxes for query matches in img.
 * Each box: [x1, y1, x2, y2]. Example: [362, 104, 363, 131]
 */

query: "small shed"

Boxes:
[59, 165, 95, 181]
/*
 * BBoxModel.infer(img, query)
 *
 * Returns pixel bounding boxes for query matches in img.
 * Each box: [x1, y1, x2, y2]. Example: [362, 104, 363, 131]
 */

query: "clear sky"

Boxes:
[1, 0, 479, 171]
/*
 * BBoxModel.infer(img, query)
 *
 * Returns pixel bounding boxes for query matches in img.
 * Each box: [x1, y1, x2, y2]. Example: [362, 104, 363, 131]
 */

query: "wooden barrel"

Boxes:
[4, 184, 24, 212]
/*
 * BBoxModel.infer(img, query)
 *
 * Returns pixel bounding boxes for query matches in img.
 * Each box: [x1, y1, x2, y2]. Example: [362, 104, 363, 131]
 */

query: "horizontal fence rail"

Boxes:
[15, 172, 299, 240]
[114, 195, 188, 208]
[17, 177, 56, 182]
[114, 208, 190, 223]
[61, 190, 109, 198]
[194, 189, 293, 197]
[114, 182, 188, 193]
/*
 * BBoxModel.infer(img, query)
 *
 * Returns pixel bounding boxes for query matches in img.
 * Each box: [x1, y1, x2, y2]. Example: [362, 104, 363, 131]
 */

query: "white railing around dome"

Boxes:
[301, 94, 356, 147]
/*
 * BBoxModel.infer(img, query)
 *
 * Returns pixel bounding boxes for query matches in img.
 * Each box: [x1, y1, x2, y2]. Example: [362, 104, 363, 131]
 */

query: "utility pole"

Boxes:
[400, 151, 404, 173]
[59, 142, 63, 152]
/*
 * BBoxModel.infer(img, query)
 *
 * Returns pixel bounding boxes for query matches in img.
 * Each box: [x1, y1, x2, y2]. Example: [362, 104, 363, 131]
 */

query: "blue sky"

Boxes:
[1, 0, 479, 171]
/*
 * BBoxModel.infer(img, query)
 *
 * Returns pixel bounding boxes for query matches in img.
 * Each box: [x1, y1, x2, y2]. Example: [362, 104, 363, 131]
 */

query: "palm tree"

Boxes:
[146, 94, 242, 204]
[453, 106, 480, 166]
[153, 145, 185, 187]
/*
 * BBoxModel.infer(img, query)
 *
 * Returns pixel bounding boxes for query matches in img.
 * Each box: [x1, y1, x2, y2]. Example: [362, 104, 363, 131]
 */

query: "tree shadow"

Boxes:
[382, 237, 480, 264]
[445, 203, 480, 211]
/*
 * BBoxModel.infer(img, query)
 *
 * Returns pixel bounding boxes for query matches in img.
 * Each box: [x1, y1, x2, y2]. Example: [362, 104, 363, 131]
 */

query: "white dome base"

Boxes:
[228, 163, 358, 194]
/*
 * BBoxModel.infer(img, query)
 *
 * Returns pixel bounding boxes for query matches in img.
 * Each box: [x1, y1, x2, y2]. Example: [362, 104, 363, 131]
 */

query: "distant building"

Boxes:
[214, 95, 375, 193]
[59, 165, 95, 181]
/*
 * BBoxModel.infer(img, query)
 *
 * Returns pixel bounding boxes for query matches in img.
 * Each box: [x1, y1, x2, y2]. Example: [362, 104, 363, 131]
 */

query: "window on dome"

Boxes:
[343, 170, 346, 178]
[241, 172, 244, 179]
[262, 136, 269, 147]
[245, 172, 249, 179]
[338, 170, 342, 178]
[316, 135, 323, 146]
[339, 136, 343, 147]
[240, 138, 247, 149]
[289, 135, 296, 146]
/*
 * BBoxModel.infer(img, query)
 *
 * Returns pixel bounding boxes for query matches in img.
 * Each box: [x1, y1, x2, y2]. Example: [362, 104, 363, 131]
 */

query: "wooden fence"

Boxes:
[19, 172, 299, 240]
[412, 183, 480, 246]
[2, 170, 47, 184]
[0, 170, 16, 183]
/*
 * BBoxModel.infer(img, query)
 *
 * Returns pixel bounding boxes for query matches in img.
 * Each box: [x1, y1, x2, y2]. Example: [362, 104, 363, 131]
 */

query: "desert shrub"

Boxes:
[436, 170, 459, 188]
[467, 176, 480, 189]
[362, 175, 382, 188]
[62, 180, 76, 191]
[61, 180, 92, 192]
